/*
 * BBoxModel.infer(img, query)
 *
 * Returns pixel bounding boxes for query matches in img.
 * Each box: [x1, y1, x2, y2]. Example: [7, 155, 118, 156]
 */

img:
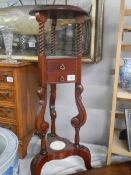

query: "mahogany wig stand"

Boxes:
[30, 5, 91, 175]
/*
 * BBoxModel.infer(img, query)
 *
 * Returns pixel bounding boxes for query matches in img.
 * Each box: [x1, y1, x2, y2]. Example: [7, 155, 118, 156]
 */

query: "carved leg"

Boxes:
[31, 153, 48, 175]
[31, 87, 49, 175]
[71, 83, 91, 169]
[49, 84, 57, 136]
[75, 145, 91, 169]
[71, 84, 87, 145]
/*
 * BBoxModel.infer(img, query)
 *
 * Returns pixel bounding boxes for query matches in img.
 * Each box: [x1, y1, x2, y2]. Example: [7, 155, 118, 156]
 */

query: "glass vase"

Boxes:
[0, 26, 17, 63]
[119, 58, 131, 92]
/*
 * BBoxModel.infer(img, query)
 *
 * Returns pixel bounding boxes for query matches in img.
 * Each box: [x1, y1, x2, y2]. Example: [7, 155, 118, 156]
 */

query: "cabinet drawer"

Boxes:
[47, 72, 76, 83]
[0, 122, 17, 134]
[0, 106, 16, 120]
[47, 59, 77, 72]
[0, 90, 15, 102]
[0, 70, 14, 84]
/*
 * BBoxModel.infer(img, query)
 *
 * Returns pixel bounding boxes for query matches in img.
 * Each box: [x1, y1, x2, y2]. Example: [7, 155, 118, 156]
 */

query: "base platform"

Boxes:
[31, 134, 91, 175]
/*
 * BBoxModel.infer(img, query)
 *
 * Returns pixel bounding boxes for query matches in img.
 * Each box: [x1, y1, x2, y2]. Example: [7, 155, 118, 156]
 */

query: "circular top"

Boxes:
[29, 5, 88, 19]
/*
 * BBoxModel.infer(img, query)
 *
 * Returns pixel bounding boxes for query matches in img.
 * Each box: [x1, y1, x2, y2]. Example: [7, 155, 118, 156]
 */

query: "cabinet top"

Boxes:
[0, 61, 33, 68]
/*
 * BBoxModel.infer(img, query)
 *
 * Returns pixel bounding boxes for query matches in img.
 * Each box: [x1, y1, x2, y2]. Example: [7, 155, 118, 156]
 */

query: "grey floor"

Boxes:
[19, 135, 131, 175]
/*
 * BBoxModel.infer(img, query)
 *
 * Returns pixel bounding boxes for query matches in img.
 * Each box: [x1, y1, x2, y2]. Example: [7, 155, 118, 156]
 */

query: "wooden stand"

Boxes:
[30, 5, 91, 175]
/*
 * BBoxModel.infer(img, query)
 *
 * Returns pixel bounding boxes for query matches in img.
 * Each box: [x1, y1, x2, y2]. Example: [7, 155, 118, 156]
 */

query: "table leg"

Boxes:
[50, 84, 57, 136]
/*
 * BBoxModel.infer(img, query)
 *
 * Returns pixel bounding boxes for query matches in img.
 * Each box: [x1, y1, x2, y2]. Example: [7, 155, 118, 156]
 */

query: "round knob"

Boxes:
[59, 76, 65, 82]
[59, 64, 65, 70]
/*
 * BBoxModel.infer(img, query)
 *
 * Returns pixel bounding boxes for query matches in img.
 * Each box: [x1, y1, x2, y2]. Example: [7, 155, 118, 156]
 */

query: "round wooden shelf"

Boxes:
[29, 5, 88, 19]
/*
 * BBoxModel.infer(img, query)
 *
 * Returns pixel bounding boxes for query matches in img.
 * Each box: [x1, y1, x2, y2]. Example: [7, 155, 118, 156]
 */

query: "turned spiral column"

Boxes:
[35, 13, 49, 152]
[50, 18, 57, 136]
[50, 18, 57, 54]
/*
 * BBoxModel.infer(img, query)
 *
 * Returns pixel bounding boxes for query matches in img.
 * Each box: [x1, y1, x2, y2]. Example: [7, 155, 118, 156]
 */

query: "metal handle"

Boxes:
[7, 125, 12, 130]
[59, 64, 65, 70]
[3, 72, 9, 77]
[0, 91, 9, 99]
[59, 76, 65, 82]
[0, 72, 9, 81]
[0, 124, 12, 130]
[0, 108, 12, 117]
[4, 108, 12, 115]
[0, 72, 7, 82]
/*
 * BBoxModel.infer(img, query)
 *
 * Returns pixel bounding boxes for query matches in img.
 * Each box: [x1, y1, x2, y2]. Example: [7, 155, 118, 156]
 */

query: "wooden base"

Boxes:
[31, 134, 91, 175]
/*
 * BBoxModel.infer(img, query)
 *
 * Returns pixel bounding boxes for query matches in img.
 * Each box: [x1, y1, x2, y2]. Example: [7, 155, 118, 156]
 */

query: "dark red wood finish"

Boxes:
[30, 5, 91, 175]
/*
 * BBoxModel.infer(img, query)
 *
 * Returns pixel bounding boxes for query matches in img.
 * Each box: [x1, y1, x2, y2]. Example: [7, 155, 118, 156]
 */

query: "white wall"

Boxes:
[44, 0, 131, 146]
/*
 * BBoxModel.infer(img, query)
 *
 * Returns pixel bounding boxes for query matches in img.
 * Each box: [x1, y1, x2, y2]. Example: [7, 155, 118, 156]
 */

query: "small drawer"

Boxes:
[47, 59, 77, 72]
[0, 70, 14, 84]
[47, 72, 76, 84]
[0, 122, 17, 134]
[0, 106, 16, 120]
[0, 90, 15, 102]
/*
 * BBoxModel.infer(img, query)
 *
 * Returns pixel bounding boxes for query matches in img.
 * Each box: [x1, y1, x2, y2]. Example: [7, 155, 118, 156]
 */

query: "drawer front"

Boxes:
[0, 70, 14, 84]
[0, 106, 16, 120]
[47, 59, 77, 72]
[0, 90, 15, 102]
[47, 72, 76, 83]
[47, 59, 77, 83]
[0, 122, 17, 134]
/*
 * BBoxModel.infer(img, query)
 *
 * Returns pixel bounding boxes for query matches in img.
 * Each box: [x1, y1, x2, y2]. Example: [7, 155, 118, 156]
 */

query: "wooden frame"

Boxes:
[125, 109, 131, 151]
[0, 0, 104, 63]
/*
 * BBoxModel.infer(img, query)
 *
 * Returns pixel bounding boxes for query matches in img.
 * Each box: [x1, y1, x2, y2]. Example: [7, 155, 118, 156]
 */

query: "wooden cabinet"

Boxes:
[0, 61, 38, 158]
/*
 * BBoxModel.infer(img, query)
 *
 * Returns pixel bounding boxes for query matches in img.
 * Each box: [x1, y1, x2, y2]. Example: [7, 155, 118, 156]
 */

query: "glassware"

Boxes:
[0, 26, 17, 63]
[19, 34, 29, 51]
[119, 58, 131, 92]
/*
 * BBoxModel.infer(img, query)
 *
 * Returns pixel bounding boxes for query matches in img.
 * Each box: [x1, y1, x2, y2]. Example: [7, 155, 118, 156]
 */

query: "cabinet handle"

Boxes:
[4, 108, 12, 115]
[0, 91, 9, 99]
[59, 64, 65, 70]
[0, 124, 12, 130]
[7, 125, 13, 130]
[5, 108, 11, 113]
[59, 76, 65, 82]
[3, 72, 9, 77]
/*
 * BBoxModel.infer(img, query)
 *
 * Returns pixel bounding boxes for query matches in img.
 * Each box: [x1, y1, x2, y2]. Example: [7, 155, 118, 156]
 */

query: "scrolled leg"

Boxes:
[71, 83, 87, 145]
[31, 87, 49, 175]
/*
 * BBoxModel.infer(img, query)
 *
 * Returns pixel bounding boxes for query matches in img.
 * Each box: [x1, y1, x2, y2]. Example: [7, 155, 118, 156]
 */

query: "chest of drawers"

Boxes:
[0, 61, 38, 158]
[46, 57, 77, 83]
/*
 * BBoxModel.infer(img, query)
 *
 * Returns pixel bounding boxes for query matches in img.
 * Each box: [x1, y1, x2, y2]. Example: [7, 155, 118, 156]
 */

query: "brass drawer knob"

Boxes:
[4, 108, 12, 115]
[7, 124, 13, 130]
[59, 76, 65, 82]
[3, 72, 9, 77]
[0, 124, 12, 130]
[59, 64, 65, 70]
[0, 91, 9, 99]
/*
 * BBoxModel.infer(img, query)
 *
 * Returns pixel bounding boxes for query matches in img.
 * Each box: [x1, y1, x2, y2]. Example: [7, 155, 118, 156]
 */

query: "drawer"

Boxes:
[0, 122, 17, 134]
[0, 70, 14, 84]
[47, 72, 76, 83]
[0, 106, 16, 120]
[46, 59, 77, 72]
[0, 89, 15, 102]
